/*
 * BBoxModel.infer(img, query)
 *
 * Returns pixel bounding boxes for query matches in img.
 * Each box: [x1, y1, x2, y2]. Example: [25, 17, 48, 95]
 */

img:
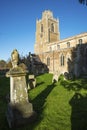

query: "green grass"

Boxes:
[0, 73, 87, 130]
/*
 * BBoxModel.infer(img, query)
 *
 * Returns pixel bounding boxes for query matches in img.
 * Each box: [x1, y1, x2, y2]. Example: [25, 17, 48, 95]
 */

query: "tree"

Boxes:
[79, 0, 87, 5]
[6, 60, 12, 69]
[0, 60, 7, 70]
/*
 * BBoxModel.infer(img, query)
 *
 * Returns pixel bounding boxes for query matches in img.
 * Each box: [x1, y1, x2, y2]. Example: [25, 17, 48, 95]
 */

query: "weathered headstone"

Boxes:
[6, 49, 36, 128]
[64, 72, 69, 80]
[28, 74, 36, 89]
[52, 70, 60, 83]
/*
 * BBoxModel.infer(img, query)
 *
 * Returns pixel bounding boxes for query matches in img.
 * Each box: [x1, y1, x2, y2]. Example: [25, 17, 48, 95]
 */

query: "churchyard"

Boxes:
[0, 73, 87, 130]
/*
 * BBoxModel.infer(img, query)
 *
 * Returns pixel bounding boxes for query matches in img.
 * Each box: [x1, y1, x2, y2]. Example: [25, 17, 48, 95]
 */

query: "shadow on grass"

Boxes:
[69, 92, 87, 130]
[35, 82, 45, 88]
[60, 78, 87, 130]
[60, 78, 87, 91]
[31, 82, 56, 129]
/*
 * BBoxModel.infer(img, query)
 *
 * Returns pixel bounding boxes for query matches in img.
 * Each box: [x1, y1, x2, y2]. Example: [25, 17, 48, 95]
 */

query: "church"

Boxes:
[34, 10, 87, 77]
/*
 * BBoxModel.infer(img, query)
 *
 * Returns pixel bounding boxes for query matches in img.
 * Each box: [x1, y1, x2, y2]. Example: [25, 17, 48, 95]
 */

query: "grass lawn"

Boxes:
[0, 73, 87, 130]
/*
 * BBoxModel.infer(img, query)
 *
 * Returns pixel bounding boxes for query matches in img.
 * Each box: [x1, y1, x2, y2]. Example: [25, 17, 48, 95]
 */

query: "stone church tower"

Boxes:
[34, 10, 60, 54]
[34, 10, 87, 77]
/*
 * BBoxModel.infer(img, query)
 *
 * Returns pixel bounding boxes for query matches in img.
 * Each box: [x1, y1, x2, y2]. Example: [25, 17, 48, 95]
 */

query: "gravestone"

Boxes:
[52, 70, 60, 83]
[64, 72, 69, 80]
[28, 74, 36, 89]
[6, 49, 36, 128]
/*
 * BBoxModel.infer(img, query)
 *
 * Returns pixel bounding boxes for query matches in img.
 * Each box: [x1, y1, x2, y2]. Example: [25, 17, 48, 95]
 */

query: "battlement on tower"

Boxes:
[42, 10, 53, 19]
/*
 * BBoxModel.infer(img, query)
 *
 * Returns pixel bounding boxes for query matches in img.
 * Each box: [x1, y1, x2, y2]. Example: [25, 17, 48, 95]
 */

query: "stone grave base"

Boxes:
[6, 102, 36, 128]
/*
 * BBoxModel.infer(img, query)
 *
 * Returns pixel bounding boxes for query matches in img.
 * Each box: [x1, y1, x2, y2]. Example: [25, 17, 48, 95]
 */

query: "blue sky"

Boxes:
[0, 0, 87, 61]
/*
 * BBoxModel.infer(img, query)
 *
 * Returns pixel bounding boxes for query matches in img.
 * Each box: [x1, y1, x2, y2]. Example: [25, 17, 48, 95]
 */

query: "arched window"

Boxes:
[51, 23, 54, 32]
[79, 39, 83, 45]
[62, 55, 64, 66]
[57, 45, 60, 50]
[47, 57, 50, 66]
[67, 42, 70, 48]
[60, 54, 65, 66]
[41, 24, 43, 32]
[50, 47, 52, 51]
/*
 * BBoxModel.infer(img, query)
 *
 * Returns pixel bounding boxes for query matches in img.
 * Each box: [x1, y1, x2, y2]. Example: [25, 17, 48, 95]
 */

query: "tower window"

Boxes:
[79, 39, 83, 45]
[60, 54, 65, 66]
[50, 47, 52, 51]
[51, 23, 54, 32]
[67, 42, 70, 48]
[57, 45, 60, 50]
[47, 57, 50, 66]
[41, 24, 43, 32]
